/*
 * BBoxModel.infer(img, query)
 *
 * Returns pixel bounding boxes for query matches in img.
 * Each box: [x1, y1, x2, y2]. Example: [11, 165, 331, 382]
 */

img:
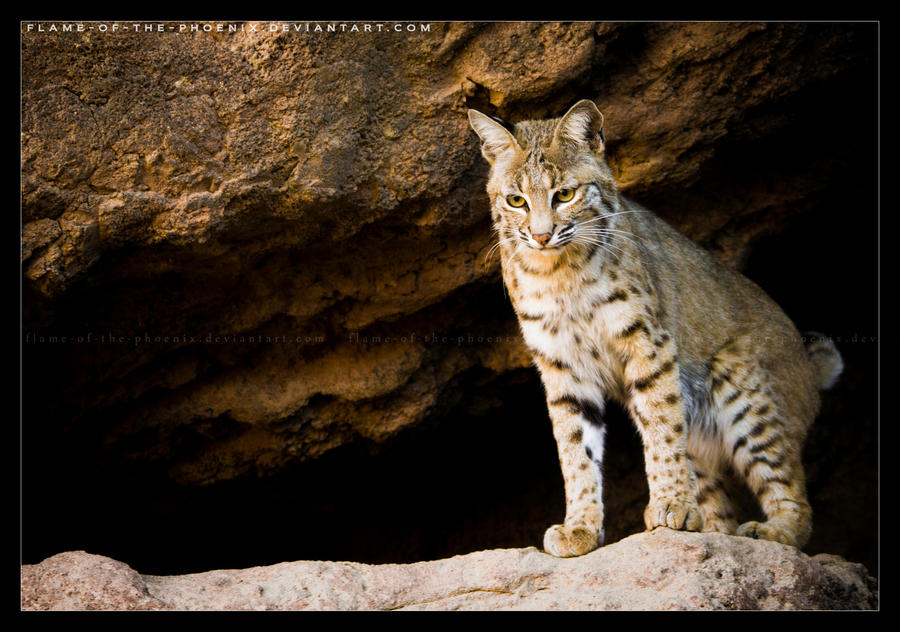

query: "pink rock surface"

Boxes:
[21, 529, 877, 611]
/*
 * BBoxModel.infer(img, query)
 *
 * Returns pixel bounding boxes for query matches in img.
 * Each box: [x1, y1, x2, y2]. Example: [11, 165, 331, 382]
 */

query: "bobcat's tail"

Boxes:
[803, 332, 844, 390]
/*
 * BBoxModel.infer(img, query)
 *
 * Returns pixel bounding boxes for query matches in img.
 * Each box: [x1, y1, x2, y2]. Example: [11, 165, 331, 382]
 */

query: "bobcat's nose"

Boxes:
[532, 232, 553, 247]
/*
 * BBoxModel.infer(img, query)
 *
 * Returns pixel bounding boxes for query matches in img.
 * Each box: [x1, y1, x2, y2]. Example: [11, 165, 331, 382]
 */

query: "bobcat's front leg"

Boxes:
[620, 326, 703, 533]
[538, 359, 606, 557]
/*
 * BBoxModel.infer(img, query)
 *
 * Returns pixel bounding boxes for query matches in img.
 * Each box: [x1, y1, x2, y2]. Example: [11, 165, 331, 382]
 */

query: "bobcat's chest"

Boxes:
[509, 266, 633, 400]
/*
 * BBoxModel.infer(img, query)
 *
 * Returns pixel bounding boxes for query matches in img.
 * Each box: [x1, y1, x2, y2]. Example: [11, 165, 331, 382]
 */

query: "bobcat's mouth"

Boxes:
[520, 224, 576, 251]
[526, 241, 564, 252]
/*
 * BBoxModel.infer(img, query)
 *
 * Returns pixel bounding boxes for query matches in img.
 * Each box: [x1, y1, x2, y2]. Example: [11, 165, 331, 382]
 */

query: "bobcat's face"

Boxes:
[493, 162, 610, 254]
[468, 101, 621, 260]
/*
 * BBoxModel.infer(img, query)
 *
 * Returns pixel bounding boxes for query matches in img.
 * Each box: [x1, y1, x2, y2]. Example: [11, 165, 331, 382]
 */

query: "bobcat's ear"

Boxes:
[552, 99, 605, 154]
[467, 109, 521, 165]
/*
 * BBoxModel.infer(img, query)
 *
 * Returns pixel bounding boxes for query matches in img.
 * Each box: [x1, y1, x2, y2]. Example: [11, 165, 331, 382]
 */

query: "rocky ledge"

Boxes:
[21, 530, 877, 611]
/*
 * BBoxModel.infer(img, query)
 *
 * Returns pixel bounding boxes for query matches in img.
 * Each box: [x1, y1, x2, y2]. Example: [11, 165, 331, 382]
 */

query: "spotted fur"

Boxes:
[468, 100, 842, 557]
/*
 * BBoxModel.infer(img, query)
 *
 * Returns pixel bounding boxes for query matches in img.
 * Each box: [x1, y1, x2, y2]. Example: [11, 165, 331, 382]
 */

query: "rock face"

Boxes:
[21, 530, 877, 610]
[22, 21, 878, 580]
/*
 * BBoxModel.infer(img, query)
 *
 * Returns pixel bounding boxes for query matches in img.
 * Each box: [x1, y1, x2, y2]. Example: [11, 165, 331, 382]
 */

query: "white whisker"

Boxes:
[484, 234, 520, 265]
[576, 209, 644, 225]
[577, 227, 639, 248]
[571, 235, 628, 258]
[582, 232, 637, 247]
[507, 240, 527, 267]
[577, 223, 638, 236]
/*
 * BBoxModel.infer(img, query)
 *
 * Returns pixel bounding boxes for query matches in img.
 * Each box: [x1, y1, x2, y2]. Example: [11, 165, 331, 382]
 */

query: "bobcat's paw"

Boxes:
[644, 495, 703, 532]
[543, 523, 603, 558]
[736, 521, 796, 546]
[700, 516, 738, 535]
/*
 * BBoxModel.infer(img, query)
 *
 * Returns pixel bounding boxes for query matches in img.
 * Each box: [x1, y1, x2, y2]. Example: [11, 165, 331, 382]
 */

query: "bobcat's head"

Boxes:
[468, 100, 623, 264]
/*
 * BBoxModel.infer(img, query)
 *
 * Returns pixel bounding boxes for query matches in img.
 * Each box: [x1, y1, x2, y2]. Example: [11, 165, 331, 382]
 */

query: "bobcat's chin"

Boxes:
[527, 243, 565, 253]
[522, 242, 567, 263]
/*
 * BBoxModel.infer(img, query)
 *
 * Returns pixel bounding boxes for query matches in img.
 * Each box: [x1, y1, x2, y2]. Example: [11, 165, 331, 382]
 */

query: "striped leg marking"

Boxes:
[710, 347, 813, 548]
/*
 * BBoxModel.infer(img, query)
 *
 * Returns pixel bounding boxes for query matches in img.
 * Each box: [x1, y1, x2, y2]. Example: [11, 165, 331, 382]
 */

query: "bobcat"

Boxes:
[468, 100, 843, 557]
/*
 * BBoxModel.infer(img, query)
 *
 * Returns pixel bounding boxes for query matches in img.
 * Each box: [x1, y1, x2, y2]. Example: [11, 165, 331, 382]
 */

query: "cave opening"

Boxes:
[22, 366, 558, 575]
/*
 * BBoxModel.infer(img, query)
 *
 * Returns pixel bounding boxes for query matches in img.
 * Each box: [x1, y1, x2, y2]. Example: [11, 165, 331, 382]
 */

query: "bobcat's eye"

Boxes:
[506, 194, 527, 208]
[554, 188, 575, 204]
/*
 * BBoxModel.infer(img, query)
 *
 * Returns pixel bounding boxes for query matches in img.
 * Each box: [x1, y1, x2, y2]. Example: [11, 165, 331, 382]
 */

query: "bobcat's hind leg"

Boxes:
[687, 434, 738, 535]
[709, 338, 813, 548]
[732, 445, 812, 547]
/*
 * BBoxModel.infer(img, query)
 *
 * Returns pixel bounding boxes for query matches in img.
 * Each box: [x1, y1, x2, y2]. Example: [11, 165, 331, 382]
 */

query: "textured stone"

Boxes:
[21, 530, 877, 611]
[21, 549, 166, 611]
